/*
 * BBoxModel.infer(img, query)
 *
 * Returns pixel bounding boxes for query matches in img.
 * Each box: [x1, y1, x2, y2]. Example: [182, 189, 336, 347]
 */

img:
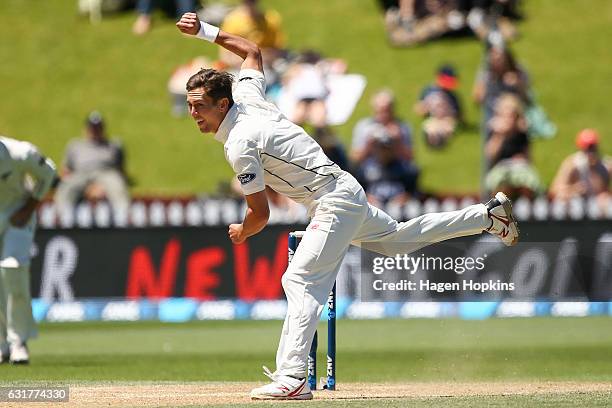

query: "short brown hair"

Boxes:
[186, 69, 234, 106]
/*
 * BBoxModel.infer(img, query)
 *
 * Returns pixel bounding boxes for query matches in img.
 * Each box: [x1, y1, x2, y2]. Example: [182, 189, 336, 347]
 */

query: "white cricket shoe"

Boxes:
[9, 343, 29, 365]
[485, 192, 519, 246]
[250, 366, 313, 400]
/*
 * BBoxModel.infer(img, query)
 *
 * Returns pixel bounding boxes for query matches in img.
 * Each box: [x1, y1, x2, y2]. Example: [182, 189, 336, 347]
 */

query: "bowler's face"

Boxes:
[187, 88, 226, 134]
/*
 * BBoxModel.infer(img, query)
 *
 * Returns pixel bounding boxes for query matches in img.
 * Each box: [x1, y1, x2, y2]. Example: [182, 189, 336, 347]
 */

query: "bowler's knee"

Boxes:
[281, 268, 307, 292]
[281, 271, 293, 291]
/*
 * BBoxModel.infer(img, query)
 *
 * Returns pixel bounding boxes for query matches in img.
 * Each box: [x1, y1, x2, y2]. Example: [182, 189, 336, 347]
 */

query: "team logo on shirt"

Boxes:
[237, 173, 256, 185]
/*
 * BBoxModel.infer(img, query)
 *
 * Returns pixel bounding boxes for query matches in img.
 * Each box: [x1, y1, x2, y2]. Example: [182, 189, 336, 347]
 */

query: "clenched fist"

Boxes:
[228, 223, 246, 244]
[176, 12, 201, 36]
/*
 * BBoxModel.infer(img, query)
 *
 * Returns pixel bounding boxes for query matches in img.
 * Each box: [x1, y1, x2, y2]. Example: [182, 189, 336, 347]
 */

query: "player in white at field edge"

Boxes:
[176, 12, 519, 400]
[0, 136, 57, 364]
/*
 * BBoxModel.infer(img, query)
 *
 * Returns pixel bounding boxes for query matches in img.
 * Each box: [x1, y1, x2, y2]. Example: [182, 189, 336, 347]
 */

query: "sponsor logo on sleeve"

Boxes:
[237, 173, 256, 185]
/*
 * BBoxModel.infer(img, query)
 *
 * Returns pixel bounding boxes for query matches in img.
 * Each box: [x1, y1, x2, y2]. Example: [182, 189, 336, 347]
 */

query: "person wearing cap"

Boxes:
[415, 64, 462, 122]
[0, 135, 57, 364]
[550, 129, 611, 208]
[55, 112, 130, 218]
[415, 64, 463, 148]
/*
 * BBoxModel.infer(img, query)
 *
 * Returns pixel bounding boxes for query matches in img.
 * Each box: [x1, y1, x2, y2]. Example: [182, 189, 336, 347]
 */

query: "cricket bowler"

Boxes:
[176, 12, 519, 400]
[0, 136, 57, 364]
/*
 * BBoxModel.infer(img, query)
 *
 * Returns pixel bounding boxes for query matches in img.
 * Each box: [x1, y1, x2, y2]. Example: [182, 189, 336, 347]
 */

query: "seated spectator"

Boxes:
[355, 132, 419, 207]
[461, 0, 521, 41]
[475, 40, 556, 139]
[275, 54, 352, 126]
[351, 89, 413, 165]
[484, 94, 541, 199]
[416, 64, 462, 119]
[381, 0, 521, 46]
[550, 129, 611, 210]
[78, 0, 132, 24]
[283, 50, 328, 129]
[133, 0, 195, 35]
[383, 0, 459, 46]
[421, 92, 458, 148]
[220, 0, 285, 68]
[415, 64, 462, 148]
[473, 43, 530, 126]
[55, 112, 130, 216]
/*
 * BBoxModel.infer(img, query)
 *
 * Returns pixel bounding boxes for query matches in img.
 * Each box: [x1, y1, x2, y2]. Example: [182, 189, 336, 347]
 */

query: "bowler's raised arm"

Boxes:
[176, 12, 263, 73]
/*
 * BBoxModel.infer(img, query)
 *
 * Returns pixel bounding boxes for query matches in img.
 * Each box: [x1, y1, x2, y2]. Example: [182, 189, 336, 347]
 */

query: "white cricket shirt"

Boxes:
[0, 136, 57, 216]
[215, 69, 345, 205]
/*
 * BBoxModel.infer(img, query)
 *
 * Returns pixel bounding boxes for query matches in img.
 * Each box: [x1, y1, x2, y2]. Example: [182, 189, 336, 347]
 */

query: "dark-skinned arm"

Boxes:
[228, 190, 270, 244]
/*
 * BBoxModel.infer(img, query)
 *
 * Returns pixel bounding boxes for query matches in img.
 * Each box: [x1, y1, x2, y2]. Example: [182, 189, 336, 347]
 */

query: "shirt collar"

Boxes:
[214, 103, 239, 143]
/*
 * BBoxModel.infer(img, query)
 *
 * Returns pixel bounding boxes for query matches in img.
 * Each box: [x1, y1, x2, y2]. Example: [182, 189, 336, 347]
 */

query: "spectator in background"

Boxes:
[283, 50, 328, 129]
[415, 64, 463, 148]
[220, 0, 285, 68]
[416, 64, 462, 120]
[355, 132, 419, 207]
[383, 0, 460, 46]
[78, 0, 133, 24]
[55, 112, 130, 217]
[351, 89, 413, 165]
[133, 0, 195, 35]
[420, 92, 458, 148]
[550, 129, 611, 209]
[484, 93, 540, 199]
[460, 0, 521, 41]
[381, 0, 520, 46]
[473, 43, 530, 126]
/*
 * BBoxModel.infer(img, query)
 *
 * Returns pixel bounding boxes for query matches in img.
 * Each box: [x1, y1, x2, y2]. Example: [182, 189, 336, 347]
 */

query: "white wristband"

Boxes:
[195, 21, 219, 43]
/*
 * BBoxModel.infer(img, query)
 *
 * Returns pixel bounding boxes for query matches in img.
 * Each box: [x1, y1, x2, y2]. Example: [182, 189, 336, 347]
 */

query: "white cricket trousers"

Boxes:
[275, 173, 489, 377]
[0, 216, 37, 350]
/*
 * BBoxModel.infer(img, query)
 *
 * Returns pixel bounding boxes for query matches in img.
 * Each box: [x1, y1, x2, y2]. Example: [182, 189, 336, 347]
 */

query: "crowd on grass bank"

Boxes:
[380, 0, 522, 47]
[66, 0, 610, 217]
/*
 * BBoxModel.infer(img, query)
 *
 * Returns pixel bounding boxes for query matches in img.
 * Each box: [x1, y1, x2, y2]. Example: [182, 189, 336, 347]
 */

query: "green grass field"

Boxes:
[0, 0, 610, 195]
[3, 318, 612, 406]
[5, 318, 612, 382]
